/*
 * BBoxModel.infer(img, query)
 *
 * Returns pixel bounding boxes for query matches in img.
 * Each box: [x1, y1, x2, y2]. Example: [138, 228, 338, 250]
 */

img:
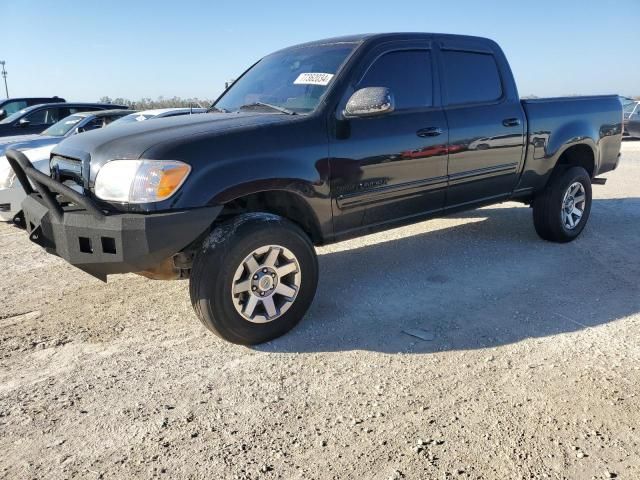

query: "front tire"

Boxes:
[189, 213, 318, 345]
[532, 166, 592, 243]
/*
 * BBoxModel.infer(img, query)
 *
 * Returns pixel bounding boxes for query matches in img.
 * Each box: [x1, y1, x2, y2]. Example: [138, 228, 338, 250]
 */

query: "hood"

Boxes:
[0, 134, 42, 146]
[51, 112, 294, 164]
[0, 135, 61, 157]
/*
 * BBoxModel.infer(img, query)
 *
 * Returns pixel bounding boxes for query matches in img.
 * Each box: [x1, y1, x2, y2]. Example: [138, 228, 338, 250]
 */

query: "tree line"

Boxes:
[98, 96, 215, 109]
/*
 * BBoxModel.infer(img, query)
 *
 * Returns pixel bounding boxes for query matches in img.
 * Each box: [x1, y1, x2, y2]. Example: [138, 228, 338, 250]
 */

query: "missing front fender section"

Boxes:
[136, 260, 180, 280]
[136, 254, 192, 280]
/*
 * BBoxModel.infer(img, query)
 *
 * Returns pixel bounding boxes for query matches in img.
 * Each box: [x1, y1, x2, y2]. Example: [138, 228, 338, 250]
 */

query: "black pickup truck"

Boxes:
[7, 33, 623, 344]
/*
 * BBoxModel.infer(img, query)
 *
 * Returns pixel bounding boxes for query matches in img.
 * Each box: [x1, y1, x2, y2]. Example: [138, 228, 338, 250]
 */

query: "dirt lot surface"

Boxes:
[1, 141, 639, 480]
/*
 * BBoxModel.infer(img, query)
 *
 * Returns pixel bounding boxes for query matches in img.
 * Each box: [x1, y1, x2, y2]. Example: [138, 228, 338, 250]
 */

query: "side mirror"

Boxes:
[344, 87, 395, 119]
[18, 118, 31, 127]
[0, 109, 6, 120]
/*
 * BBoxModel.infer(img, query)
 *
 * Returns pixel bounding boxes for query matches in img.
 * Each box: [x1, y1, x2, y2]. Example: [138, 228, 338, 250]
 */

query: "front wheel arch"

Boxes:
[213, 188, 325, 245]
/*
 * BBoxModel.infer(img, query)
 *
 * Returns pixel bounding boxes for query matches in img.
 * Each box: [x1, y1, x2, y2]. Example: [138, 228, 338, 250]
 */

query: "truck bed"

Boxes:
[517, 95, 623, 193]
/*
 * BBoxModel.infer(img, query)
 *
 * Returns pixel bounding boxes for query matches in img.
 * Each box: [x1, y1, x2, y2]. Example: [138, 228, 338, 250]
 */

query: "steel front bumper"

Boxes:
[7, 149, 220, 281]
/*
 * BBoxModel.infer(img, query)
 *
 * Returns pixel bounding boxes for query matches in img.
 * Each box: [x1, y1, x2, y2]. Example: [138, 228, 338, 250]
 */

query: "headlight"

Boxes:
[94, 159, 191, 203]
[0, 170, 16, 189]
[0, 156, 17, 189]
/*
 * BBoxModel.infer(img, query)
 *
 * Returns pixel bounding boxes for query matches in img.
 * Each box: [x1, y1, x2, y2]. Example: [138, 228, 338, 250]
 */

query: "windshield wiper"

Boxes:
[237, 102, 296, 115]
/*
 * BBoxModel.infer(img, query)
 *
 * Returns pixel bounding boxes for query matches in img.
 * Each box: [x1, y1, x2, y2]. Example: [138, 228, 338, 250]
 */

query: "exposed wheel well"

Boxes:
[217, 191, 322, 244]
[555, 144, 595, 178]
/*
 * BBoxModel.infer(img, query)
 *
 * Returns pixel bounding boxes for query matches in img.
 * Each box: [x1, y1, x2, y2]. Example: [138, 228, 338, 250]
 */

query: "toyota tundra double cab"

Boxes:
[7, 33, 623, 344]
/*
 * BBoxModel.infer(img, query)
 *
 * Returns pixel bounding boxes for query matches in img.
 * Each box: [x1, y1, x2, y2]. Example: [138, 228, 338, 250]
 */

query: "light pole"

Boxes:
[0, 61, 8, 98]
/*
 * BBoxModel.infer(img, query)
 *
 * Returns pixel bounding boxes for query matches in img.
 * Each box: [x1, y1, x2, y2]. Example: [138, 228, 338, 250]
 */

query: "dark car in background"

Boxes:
[0, 97, 66, 120]
[0, 102, 127, 137]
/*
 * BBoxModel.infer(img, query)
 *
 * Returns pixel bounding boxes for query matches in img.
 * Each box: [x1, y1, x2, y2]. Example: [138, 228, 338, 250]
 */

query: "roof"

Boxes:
[18, 102, 125, 113]
[275, 32, 496, 53]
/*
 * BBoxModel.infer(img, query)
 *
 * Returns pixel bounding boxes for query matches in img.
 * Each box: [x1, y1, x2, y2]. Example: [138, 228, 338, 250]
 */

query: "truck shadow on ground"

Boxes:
[256, 198, 640, 354]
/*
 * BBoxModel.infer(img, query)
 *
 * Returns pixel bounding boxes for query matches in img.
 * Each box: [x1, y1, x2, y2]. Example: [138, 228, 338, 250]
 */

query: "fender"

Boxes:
[544, 119, 598, 170]
[516, 117, 599, 194]
[184, 151, 332, 242]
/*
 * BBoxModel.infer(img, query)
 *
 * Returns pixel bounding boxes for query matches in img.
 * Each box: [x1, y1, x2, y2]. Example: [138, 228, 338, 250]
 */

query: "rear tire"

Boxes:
[532, 166, 592, 243]
[189, 213, 318, 345]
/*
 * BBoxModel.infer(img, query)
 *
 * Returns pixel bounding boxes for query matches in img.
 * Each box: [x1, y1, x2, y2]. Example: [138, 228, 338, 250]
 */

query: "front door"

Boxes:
[329, 44, 448, 236]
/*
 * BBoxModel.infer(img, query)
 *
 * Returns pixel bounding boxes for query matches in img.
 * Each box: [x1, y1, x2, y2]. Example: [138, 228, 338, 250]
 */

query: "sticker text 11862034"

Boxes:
[293, 73, 335, 86]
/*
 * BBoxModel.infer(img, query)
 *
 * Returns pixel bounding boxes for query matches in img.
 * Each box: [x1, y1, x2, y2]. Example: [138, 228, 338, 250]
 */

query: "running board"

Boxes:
[592, 177, 607, 185]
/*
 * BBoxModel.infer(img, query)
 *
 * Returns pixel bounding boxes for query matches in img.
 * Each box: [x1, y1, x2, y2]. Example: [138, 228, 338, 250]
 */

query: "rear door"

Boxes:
[329, 41, 449, 234]
[438, 41, 525, 208]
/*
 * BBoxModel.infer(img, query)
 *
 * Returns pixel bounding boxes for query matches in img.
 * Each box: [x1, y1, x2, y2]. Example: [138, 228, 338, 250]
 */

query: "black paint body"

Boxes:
[14, 33, 623, 279]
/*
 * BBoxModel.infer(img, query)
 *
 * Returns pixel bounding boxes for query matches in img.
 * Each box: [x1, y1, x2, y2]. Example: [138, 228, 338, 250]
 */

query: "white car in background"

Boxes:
[109, 107, 206, 125]
[0, 107, 207, 222]
[0, 109, 134, 221]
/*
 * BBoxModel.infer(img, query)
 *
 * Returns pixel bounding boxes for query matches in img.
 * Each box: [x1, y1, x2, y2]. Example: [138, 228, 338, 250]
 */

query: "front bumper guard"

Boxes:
[6, 149, 220, 281]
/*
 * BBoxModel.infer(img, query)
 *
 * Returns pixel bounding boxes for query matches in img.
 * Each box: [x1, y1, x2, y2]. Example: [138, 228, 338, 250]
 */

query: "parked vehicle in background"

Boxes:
[0, 103, 127, 137]
[0, 97, 65, 120]
[7, 33, 623, 345]
[627, 110, 640, 138]
[622, 97, 640, 138]
[109, 108, 207, 126]
[0, 110, 134, 221]
[0, 109, 135, 157]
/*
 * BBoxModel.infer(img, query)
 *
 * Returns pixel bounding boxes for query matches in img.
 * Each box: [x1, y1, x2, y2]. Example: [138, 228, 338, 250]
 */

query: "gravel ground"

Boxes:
[1, 142, 639, 480]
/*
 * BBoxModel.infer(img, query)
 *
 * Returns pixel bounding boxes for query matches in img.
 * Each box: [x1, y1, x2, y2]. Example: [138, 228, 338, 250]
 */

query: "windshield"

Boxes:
[624, 102, 639, 118]
[214, 43, 356, 114]
[0, 106, 35, 124]
[41, 115, 85, 137]
[110, 113, 156, 125]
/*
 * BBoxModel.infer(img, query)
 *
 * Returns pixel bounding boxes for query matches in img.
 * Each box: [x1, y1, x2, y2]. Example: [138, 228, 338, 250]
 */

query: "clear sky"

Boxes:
[2, 0, 638, 102]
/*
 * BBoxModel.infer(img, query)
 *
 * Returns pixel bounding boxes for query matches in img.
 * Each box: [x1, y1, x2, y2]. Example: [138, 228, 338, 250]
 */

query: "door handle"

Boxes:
[502, 117, 521, 127]
[417, 127, 443, 137]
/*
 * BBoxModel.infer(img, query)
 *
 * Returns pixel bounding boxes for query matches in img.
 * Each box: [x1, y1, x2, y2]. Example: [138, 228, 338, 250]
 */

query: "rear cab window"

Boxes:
[2, 100, 27, 116]
[441, 50, 502, 105]
[68, 106, 101, 114]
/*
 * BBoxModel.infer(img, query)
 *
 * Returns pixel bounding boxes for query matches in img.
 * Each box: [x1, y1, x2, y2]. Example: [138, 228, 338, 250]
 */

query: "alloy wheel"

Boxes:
[561, 181, 587, 230]
[231, 245, 301, 323]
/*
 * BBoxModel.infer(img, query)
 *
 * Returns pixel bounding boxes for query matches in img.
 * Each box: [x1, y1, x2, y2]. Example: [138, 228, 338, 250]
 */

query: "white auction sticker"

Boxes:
[293, 72, 334, 86]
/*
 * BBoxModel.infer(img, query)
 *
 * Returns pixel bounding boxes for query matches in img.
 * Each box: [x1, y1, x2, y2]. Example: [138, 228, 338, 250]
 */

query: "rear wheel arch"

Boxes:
[553, 143, 596, 178]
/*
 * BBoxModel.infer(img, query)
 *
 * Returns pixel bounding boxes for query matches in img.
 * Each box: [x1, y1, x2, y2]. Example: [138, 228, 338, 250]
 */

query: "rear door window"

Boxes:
[24, 107, 62, 126]
[358, 50, 434, 109]
[442, 51, 502, 105]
